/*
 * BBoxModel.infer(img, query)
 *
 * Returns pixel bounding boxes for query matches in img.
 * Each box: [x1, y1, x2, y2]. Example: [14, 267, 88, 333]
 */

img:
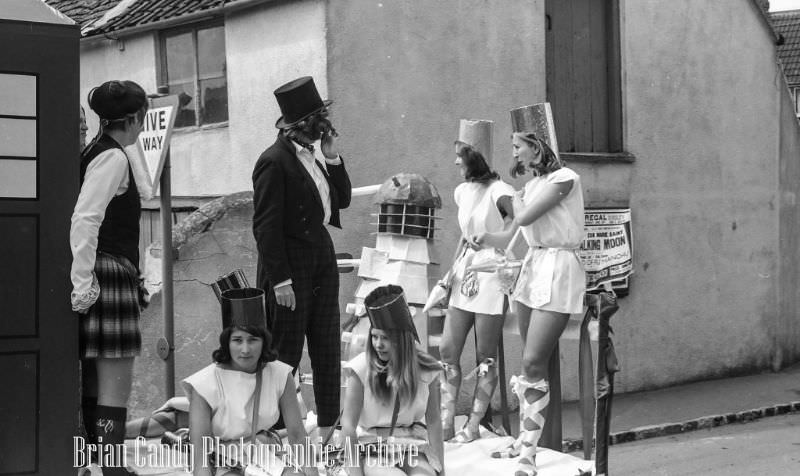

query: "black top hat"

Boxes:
[274, 76, 333, 129]
[364, 285, 420, 342]
[220, 288, 267, 330]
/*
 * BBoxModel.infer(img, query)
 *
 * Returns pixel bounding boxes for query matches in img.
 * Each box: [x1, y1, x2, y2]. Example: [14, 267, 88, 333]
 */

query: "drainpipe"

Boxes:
[773, 60, 784, 373]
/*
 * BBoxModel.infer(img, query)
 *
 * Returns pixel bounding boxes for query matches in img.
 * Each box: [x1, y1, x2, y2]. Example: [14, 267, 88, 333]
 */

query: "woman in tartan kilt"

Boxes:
[70, 80, 148, 476]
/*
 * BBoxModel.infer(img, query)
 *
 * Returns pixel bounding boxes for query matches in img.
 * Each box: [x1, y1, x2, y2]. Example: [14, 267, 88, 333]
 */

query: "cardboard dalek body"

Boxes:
[341, 173, 442, 361]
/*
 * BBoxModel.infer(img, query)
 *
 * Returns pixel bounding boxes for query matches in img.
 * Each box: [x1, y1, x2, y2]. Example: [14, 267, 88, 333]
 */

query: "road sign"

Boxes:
[137, 95, 179, 194]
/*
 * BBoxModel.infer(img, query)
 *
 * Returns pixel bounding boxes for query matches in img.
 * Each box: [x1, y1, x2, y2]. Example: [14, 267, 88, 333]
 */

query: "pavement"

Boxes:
[489, 360, 800, 454]
[608, 412, 800, 475]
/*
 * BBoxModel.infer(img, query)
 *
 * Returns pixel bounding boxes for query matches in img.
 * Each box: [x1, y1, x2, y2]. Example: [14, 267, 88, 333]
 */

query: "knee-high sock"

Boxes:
[514, 376, 549, 476]
[466, 358, 498, 432]
[82, 396, 97, 442]
[440, 362, 462, 438]
[95, 405, 134, 476]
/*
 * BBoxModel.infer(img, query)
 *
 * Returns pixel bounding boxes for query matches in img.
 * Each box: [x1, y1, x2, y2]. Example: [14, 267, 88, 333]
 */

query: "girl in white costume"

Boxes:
[341, 285, 444, 476]
[182, 288, 314, 476]
[440, 120, 515, 442]
[475, 130, 585, 476]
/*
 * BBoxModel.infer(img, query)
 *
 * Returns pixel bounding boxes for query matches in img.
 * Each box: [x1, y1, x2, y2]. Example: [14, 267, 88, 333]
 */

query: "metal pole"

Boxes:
[160, 151, 175, 398]
[579, 307, 596, 460]
[496, 332, 512, 435]
[540, 342, 563, 451]
[595, 301, 619, 476]
[594, 290, 620, 476]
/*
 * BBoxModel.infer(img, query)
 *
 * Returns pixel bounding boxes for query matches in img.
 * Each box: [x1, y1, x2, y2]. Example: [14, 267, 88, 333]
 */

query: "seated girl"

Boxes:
[182, 288, 315, 476]
[340, 285, 445, 476]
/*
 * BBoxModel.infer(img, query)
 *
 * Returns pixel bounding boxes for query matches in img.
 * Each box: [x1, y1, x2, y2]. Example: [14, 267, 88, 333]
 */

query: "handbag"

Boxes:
[497, 228, 524, 295]
[423, 239, 467, 312]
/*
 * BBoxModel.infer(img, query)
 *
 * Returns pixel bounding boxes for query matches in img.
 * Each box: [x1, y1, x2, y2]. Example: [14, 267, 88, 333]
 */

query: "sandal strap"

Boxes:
[138, 411, 178, 436]
[450, 425, 480, 444]
[491, 438, 522, 458]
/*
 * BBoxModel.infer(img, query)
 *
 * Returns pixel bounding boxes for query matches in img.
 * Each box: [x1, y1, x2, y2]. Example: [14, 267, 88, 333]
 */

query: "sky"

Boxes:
[770, 0, 800, 11]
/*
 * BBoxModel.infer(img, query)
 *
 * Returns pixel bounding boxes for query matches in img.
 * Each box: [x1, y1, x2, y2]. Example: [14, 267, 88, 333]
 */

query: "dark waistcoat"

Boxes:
[79, 134, 141, 269]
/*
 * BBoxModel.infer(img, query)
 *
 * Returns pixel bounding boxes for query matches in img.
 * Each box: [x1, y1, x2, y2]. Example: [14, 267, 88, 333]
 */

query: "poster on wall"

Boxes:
[579, 208, 633, 293]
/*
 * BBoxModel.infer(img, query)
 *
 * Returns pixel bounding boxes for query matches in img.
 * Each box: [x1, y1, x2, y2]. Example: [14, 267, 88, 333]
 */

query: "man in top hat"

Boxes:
[252, 76, 352, 434]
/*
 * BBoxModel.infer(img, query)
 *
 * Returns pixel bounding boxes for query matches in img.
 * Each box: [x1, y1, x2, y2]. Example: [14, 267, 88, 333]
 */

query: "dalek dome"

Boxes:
[374, 173, 441, 239]
[374, 173, 442, 209]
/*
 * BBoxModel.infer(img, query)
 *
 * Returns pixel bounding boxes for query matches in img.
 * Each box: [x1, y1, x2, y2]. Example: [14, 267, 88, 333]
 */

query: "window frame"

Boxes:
[794, 86, 800, 118]
[545, 0, 634, 163]
[156, 19, 229, 129]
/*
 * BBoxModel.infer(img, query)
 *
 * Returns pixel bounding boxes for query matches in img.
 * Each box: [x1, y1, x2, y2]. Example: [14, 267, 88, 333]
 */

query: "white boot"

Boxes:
[453, 358, 497, 443]
[440, 362, 461, 441]
[514, 376, 549, 476]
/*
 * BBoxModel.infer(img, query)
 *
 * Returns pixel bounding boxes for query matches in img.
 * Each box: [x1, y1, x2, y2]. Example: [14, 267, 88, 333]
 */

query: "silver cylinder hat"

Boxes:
[509, 102, 560, 161]
[456, 119, 494, 165]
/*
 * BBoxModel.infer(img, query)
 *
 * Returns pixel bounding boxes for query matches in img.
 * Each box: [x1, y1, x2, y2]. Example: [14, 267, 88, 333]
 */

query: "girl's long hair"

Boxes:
[510, 132, 562, 178]
[366, 327, 442, 406]
[456, 142, 500, 184]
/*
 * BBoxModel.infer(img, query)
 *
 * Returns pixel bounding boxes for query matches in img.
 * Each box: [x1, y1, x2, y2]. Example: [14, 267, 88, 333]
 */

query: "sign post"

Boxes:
[138, 94, 179, 398]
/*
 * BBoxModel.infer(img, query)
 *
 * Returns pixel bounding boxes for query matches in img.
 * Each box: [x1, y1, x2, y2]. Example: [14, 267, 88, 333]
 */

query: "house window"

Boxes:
[545, 0, 623, 154]
[795, 87, 800, 118]
[159, 22, 228, 128]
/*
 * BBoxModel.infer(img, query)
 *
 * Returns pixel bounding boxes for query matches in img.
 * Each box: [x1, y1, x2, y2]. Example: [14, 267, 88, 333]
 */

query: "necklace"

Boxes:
[374, 360, 389, 374]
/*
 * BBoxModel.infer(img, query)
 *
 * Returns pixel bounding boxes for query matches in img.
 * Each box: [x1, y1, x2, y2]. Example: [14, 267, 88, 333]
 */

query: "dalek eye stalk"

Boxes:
[340, 173, 442, 361]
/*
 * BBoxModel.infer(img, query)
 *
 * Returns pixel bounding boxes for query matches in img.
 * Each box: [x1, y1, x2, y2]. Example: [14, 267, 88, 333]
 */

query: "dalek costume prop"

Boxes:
[340, 174, 442, 366]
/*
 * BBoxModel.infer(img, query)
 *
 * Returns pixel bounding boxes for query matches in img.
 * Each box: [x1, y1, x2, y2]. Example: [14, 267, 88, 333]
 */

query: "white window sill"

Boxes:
[171, 121, 229, 135]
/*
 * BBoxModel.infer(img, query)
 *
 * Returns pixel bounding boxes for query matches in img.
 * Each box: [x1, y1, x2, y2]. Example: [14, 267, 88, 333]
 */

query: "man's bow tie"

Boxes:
[293, 139, 314, 153]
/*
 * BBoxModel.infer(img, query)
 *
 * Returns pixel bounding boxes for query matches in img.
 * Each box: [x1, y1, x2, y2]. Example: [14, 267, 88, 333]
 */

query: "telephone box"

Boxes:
[0, 1, 79, 474]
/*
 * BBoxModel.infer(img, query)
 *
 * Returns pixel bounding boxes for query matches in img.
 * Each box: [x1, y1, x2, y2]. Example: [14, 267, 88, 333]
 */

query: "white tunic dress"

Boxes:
[448, 180, 515, 315]
[181, 361, 292, 441]
[344, 352, 442, 472]
[512, 167, 586, 314]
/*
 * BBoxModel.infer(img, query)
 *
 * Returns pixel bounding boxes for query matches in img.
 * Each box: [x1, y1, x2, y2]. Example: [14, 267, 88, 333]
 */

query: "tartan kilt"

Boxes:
[80, 251, 142, 359]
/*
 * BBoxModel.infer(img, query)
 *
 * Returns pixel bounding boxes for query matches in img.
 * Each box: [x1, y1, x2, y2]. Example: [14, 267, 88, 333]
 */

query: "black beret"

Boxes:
[88, 80, 147, 121]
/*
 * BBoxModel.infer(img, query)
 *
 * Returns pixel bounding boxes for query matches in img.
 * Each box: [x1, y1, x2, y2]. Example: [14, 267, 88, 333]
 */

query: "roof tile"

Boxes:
[771, 9, 800, 85]
[44, 0, 255, 37]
